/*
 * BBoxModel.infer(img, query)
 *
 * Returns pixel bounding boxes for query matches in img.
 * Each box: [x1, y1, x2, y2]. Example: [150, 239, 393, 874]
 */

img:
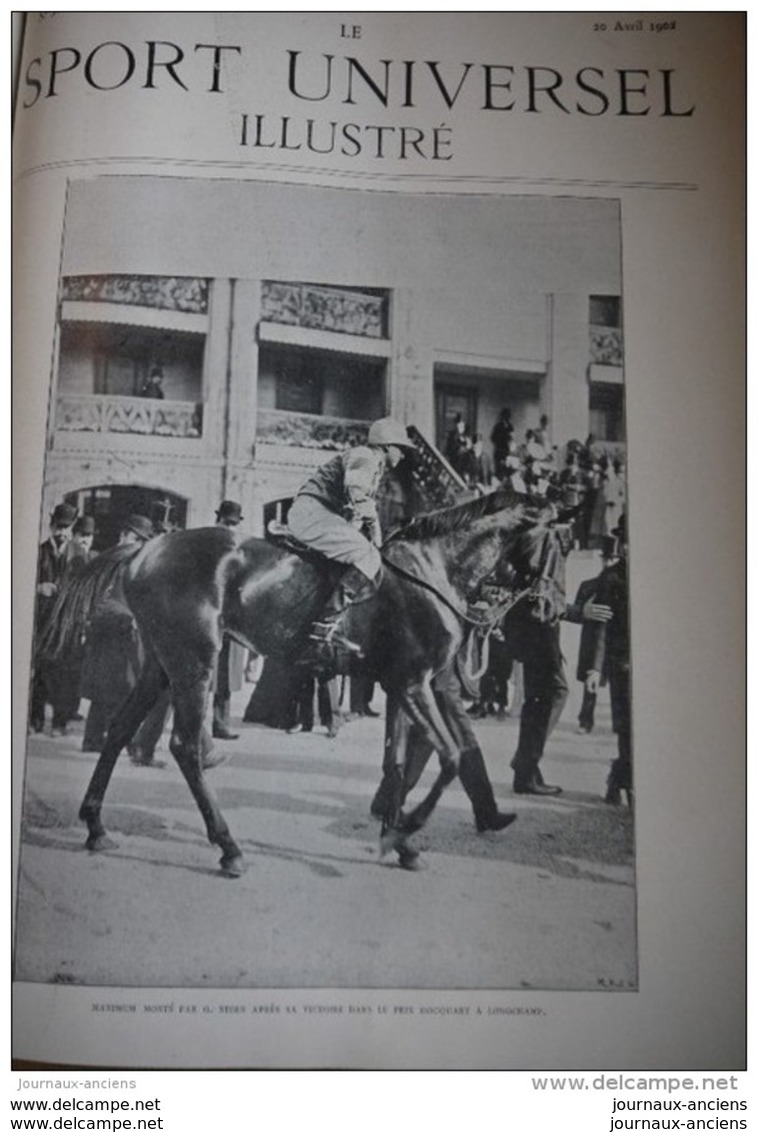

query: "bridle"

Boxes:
[381, 519, 566, 682]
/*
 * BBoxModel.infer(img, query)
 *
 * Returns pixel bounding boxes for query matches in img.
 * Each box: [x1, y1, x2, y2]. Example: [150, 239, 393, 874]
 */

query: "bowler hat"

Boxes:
[51, 503, 76, 528]
[121, 513, 154, 542]
[73, 516, 95, 536]
[215, 500, 243, 524]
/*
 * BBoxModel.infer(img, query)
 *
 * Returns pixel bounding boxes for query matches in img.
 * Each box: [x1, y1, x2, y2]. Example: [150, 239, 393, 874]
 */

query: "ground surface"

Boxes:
[15, 683, 635, 992]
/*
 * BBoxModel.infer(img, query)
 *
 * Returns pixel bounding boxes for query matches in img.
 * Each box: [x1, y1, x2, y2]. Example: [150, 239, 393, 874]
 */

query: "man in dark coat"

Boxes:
[507, 524, 611, 796]
[29, 502, 77, 735]
[572, 535, 618, 734]
[584, 514, 631, 804]
[490, 408, 514, 479]
[444, 414, 470, 478]
[81, 514, 153, 752]
[507, 609, 569, 795]
[58, 515, 98, 725]
[212, 501, 246, 739]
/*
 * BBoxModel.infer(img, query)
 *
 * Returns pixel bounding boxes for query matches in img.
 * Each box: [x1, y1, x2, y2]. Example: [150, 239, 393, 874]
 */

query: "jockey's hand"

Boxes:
[585, 670, 601, 694]
[582, 600, 613, 622]
[37, 582, 57, 598]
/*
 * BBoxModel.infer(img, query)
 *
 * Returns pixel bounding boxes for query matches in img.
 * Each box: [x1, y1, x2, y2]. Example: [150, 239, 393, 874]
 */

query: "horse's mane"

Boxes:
[385, 488, 532, 545]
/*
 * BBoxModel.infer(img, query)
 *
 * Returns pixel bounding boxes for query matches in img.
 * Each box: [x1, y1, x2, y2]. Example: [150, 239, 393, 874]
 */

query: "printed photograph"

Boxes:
[15, 178, 634, 990]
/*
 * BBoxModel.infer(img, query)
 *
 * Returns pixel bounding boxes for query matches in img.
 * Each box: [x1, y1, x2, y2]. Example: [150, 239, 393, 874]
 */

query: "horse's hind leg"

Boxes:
[170, 677, 244, 878]
[80, 656, 168, 852]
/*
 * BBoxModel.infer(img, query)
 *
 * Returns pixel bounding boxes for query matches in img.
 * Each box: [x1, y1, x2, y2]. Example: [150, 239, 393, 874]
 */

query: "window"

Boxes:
[259, 343, 386, 420]
[589, 295, 621, 329]
[589, 383, 625, 442]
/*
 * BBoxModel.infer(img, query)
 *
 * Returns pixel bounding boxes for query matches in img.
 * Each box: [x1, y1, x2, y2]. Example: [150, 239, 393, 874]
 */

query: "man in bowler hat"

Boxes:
[30, 502, 77, 734]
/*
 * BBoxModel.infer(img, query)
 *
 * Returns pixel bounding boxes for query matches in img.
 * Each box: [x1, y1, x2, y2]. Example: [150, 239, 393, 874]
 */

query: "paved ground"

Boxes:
[14, 551, 635, 992]
[14, 680, 635, 993]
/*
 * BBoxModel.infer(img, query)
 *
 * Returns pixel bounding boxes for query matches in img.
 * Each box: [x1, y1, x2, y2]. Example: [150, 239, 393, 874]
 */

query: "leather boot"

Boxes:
[459, 745, 517, 832]
[513, 763, 563, 796]
[307, 566, 378, 663]
[604, 759, 630, 805]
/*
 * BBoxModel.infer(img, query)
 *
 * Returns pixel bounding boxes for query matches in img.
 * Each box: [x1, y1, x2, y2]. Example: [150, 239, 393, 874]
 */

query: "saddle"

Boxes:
[265, 518, 325, 559]
[266, 520, 346, 577]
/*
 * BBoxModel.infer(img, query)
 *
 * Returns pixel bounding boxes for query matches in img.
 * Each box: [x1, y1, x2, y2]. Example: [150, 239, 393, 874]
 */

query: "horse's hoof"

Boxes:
[379, 827, 405, 858]
[86, 833, 118, 853]
[219, 854, 244, 878]
[202, 751, 228, 771]
[397, 846, 425, 871]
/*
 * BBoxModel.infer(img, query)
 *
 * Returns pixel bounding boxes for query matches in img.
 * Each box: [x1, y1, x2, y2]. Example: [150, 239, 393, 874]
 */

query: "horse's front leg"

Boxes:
[171, 671, 244, 878]
[369, 697, 424, 870]
[371, 694, 408, 822]
[80, 656, 168, 852]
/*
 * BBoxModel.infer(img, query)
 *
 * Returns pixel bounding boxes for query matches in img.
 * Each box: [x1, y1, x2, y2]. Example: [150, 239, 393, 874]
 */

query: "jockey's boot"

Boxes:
[306, 566, 378, 666]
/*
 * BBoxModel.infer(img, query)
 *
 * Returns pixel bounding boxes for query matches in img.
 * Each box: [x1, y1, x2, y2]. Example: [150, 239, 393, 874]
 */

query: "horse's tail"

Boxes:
[37, 543, 142, 660]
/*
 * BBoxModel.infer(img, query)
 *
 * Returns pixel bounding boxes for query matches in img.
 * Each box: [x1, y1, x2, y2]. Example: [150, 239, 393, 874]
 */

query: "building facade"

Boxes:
[43, 179, 624, 541]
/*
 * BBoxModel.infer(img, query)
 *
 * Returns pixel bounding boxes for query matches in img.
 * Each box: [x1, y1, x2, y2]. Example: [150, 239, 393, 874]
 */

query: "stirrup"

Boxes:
[309, 620, 337, 643]
[309, 621, 363, 655]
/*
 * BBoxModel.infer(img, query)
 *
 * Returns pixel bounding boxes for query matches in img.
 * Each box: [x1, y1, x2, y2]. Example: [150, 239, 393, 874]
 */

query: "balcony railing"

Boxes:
[56, 394, 203, 438]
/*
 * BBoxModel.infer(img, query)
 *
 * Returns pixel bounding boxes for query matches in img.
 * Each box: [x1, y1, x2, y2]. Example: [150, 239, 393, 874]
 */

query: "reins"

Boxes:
[381, 556, 536, 684]
[381, 523, 562, 686]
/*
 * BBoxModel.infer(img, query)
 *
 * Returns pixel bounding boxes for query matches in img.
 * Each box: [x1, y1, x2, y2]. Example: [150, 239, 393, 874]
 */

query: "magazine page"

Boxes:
[12, 12, 745, 1073]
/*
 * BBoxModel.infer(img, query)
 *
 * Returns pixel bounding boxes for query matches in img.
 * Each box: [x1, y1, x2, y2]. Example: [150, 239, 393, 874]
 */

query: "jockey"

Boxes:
[287, 417, 415, 660]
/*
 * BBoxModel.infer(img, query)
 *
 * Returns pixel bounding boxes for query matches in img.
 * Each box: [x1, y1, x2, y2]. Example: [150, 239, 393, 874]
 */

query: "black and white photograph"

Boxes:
[15, 178, 635, 993]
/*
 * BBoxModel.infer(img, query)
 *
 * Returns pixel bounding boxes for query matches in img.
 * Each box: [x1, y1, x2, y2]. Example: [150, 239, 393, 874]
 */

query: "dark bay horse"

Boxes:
[40, 489, 564, 876]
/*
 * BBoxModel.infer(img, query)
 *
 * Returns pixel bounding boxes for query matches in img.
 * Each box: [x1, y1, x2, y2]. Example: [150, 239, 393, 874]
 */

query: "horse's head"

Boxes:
[494, 501, 569, 625]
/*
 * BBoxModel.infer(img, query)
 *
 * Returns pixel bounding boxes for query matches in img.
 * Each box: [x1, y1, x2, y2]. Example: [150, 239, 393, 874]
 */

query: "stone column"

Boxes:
[225, 279, 261, 525]
[390, 287, 434, 437]
[202, 278, 233, 523]
[547, 292, 590, 446]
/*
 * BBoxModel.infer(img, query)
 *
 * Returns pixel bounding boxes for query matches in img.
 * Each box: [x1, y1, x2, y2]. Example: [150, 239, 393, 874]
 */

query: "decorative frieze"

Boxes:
[61, 275, 209, 315]
[261, 281, 386, 339]
[589, 324, 624, 367]
[256, 408, 368, 450]
[56, 394, 203, 438]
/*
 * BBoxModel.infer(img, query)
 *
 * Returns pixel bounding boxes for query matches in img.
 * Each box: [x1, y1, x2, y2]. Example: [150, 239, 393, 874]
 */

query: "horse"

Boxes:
[372, 512, 572, 858]
[39, 489, 564, 877]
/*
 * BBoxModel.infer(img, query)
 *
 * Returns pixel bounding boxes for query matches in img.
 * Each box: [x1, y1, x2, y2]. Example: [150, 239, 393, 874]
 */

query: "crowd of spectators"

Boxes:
[445, 408, 626, 549]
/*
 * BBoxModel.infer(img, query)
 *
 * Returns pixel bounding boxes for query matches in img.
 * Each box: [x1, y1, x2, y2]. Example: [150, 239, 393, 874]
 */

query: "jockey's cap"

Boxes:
[367, 417, 415, 449]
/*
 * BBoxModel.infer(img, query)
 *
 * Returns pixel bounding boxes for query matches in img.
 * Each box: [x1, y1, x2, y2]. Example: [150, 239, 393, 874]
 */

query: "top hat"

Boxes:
[600, 534, 617, 559]
[73, 515, 95, 536]
[121, 513, 154, 542]
[51, 503, 76, 528]
[215, 500, 243, 524]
